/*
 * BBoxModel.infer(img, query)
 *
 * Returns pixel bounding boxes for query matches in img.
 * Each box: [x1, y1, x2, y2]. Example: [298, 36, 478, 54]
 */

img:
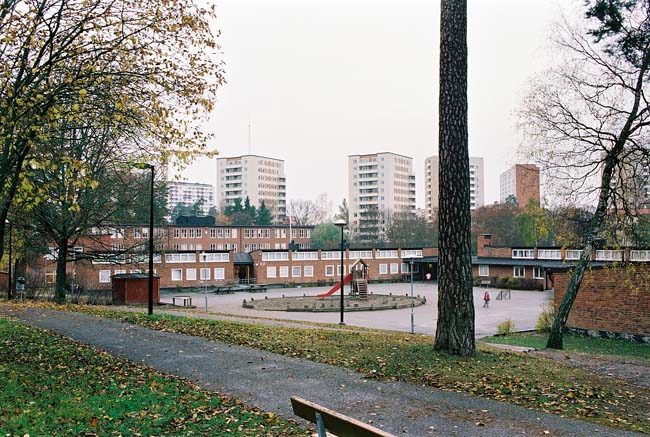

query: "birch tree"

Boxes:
[520, 0, 650, 349]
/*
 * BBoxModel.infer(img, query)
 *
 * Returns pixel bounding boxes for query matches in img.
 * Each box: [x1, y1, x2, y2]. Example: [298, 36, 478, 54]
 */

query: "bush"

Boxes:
[497, 319, 515, 336]
[536, 303, 556, 333]
[496, 276, 510, 289]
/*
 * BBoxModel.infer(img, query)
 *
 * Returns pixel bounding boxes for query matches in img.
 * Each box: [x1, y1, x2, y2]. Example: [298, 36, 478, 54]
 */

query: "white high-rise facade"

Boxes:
[166, 181, 215, 215]
[216, 155, 286, 221]
[424, 155, 484, 222]
[348, 152, 416, 240]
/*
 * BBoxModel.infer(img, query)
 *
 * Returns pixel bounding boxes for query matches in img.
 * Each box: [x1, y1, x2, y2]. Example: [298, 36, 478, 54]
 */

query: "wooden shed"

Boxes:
[112, 273, 160, 305]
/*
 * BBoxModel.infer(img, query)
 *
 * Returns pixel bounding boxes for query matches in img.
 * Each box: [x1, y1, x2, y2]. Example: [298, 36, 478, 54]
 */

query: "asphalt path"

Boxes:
[11, 307, 640, 436]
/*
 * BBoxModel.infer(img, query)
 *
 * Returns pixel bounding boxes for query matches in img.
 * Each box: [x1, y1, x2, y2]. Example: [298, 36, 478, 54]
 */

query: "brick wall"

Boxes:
[554, 264, 650, 338]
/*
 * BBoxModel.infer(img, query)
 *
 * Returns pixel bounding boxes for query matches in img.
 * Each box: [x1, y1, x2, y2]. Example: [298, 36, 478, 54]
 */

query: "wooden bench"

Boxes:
[172, 296, 192, 307]
[290, 396, 396, 437]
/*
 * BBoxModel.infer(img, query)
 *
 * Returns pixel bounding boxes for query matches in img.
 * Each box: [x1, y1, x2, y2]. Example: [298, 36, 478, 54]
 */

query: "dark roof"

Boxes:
[234, 252, 254, 265]
[411, 256, 438, 264]
[175, 215, 216, 226]
[112, 273, 160, 279]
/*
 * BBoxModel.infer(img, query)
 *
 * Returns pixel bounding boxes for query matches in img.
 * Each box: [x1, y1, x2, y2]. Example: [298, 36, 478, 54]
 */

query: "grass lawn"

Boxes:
[0, 318, 308, 436]
[56, 304, 650, 434]
[480, 332, 650, 360]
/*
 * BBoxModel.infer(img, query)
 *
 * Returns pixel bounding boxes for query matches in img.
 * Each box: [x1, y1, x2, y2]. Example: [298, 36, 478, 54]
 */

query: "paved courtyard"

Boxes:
[160, 282, 553, 338]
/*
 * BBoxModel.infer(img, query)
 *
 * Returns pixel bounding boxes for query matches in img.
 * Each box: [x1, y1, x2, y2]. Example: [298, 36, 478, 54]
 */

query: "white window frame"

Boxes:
[565, 250, 583, 260]
[214, 268, 225, 280]
[186, 268, 197, 281]
[267, 266, 277, 278]
[171, 269, 183, 281]
[99, 270, 111, 283]
[292, 266, 301, 278]
[512, 249, 534, 259]
[513, 266, 525, 278]
[325, 265, 334, 276]
[379, 263, 388, 274]
[533, 266, 544, 279]
[304, 265, 314, 277]
[390, 263, 399, 274]
[337, 265, 346, 275]
[631, 250, 650, 261]
[478, 265, 489, 277]
[200, 268, 211, 281]
[537, 249, 561, 260]
[279, 266, 289, 278]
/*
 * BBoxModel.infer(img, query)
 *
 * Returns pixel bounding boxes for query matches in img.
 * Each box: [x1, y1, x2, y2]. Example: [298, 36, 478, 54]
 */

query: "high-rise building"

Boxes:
[216, 155, 286, 221]
[424, 155, 484, 221]
[166, 181, 215, 215]
[348, 152, 416, 240]
[499, 164, 540, 206]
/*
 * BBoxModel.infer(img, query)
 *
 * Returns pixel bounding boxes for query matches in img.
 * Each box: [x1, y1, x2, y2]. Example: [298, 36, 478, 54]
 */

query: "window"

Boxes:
[401, 263, 410, 273]
[321, 251, 345, 260]
[304, 266, 314, 277]
[565, 250, 583, 260]
[292, 252, 318, 260]
[262, 252, 289, 261]
[196, 228, 202, 238]
[217, 229, 223, 238]
[478, 265, 489, 277]
[189, 228, 195, 238]
[224, 229, 231, 238]
[99, 270, 111, 283]
[142, 228, 149, 239]
[379, 264, 388, 274]
[537, 249, 561, 260]
[214, 268, 225, 280]
[267, 266, 277, 278]
[114, 269, 127, 275]
[291, 229, 297, 238]
[292, 266, 301, 277]
[533, 267, 544, 279]
[631, 250, 650, 261]
[390, 263, 399, 274]
[165, 253, 197, 263]
[325, 265, 334, 276]
[401, 249, 423, 258]
[376, 250, 398, 259]
[595, 250, 623, 261]
[200, 268, 210, 280]
[349, 250, 373, 259]
[173, 228, 179, 238]
[513, 266, 525, 278]
[181, 228, 187, 238]
[232, 229, 237, 238]
[45, 272, 55, 284]
[186, 268, 197, 281]
[512, 249, 534, 259]
[337, 265, 346, 275]
[201, 253, 229, 262]
[245, 229, 251, 238]
[279, 266, 289, 278]
[133, 228, 141, 238]
[210, 229, 216, 238]
[171, 269, 182, 281]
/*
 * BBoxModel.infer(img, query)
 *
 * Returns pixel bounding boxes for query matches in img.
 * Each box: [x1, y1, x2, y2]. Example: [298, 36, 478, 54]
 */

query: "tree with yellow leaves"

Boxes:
[0, 0, 224, 261]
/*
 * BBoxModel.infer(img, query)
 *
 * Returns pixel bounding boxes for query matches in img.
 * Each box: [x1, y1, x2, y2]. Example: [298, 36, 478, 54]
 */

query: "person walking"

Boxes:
[483, 290, 491, 308]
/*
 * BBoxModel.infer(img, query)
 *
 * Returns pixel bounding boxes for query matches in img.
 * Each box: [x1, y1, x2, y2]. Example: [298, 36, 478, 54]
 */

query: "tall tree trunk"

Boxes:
[55, 238, 69, 304]
[434, 0, 475, 356]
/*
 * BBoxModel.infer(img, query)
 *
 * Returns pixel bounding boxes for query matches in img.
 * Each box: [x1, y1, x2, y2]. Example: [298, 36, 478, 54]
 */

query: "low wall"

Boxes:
[554, 264, 650, 341]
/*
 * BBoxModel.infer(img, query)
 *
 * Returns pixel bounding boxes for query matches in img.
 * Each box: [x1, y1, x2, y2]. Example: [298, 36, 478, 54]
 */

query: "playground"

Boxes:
[243, 258, 426, 312]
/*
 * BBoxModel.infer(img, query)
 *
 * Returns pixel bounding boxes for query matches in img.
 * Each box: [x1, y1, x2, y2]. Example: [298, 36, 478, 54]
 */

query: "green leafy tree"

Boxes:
[520, 0, 650, 349]
[310, 223, 341, 249]
[244, 196, 257, 223]
[435, 0, 475, 356]
[171, 199, 206, 221]
[0, 0, 223, 261]
[256, 201, 272, 226]
[385, 212, 438, 247]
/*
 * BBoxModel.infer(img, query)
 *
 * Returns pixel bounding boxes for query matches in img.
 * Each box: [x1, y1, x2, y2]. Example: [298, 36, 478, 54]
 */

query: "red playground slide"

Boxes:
[316, 273, 353, 298]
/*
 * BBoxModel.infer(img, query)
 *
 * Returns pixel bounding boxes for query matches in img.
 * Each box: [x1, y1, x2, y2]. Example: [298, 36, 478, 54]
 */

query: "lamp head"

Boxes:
[334, 219, 346, 228]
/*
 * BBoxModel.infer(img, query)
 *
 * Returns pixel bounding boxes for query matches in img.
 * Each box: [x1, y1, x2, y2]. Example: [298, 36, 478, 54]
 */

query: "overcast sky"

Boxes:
[175, 0, 568, 210]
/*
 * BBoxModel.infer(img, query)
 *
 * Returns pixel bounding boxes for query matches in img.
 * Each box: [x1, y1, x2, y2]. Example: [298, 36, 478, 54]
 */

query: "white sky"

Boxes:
[175, 0, 567, 210]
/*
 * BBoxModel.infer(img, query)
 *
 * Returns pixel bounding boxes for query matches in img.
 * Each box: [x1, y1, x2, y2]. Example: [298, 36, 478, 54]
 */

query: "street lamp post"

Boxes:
[133, 162, 155, 315]
[410, 259, 414, 334]
[6, 220, 12, 300]
[334, 219, 346, 325]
